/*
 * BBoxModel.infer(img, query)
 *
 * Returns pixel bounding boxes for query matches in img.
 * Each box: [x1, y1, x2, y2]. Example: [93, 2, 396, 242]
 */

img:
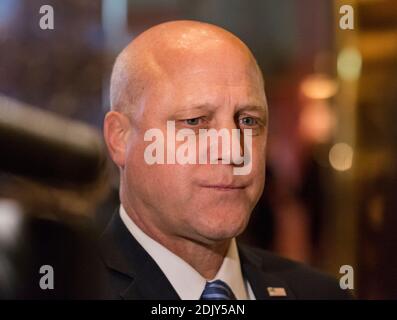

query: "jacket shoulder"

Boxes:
[239, 244, 353, 299]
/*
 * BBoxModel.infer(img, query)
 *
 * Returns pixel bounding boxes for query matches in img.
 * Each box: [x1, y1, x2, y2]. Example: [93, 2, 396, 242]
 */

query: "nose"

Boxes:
[212, 119, 245, 166]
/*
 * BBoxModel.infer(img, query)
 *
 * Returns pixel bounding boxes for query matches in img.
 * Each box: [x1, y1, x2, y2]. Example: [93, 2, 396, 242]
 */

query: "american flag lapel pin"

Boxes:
[267, 287, 287, 297]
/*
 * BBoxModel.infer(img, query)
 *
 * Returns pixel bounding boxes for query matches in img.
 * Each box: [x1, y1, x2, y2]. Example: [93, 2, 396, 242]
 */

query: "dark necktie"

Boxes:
[200, 279, 236, 300]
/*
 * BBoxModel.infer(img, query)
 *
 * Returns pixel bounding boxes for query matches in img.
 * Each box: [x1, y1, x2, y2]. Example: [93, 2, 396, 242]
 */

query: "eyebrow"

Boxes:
[236, 104, 267, 114]
[173, 104, 217, 117]
[173, 103, 268, 119]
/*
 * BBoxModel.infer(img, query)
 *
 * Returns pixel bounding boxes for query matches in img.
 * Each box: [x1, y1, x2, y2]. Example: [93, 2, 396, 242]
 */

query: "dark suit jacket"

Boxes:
[99, 212, 351, 300]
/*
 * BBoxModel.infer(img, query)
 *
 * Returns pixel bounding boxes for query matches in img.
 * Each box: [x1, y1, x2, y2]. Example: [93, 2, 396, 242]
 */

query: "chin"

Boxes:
[193, 211, 250, 243]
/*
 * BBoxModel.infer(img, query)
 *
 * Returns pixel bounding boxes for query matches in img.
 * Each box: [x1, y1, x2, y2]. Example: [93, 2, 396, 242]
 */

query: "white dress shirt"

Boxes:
[120, 205, 256, 300]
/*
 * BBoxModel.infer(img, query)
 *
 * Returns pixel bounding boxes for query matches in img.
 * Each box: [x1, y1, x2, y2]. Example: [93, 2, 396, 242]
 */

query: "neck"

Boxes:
[122, 201, 230, 280]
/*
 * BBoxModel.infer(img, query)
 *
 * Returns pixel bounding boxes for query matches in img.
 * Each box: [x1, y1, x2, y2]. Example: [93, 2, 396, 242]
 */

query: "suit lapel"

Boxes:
[100, 211, 180, 300]
[238, 244, 296, 300]
[101, 211, 296, 300]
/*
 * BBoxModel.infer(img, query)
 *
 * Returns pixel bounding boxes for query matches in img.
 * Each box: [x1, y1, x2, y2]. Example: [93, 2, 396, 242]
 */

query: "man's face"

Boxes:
[123, 45, 268, 244]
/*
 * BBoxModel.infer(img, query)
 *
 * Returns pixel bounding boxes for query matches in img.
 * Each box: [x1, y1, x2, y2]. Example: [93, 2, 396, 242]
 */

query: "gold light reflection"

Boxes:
[337, 47, 362, 81]
[329, 142, 354, 171]
[300, 73, 339, 99]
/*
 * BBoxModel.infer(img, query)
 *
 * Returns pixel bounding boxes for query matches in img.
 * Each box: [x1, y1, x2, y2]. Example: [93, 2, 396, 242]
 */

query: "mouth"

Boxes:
[199, 184, 247, 191]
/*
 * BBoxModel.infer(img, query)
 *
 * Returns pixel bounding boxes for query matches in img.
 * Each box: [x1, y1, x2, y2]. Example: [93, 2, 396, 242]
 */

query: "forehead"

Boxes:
[141, 49, 266, 116]
[175, 74, 263, 105]
[156, 39, 261, 83]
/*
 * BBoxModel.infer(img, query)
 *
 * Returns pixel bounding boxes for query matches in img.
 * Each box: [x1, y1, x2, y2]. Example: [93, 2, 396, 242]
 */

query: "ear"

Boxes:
[103, 111, 131, 168]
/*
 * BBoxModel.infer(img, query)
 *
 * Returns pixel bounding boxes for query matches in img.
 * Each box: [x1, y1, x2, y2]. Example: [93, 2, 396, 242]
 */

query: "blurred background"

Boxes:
[0, 0, 396, 299]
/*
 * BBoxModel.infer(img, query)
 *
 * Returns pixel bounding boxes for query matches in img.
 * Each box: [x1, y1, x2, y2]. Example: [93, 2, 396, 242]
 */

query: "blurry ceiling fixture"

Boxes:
[337, 47, 362, 81]
[300, 73, 339, 100]
[329, 142, 354, 171]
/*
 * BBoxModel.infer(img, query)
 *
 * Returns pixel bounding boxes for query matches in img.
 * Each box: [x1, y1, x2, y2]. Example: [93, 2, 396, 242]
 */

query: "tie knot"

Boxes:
[200, 279, 236, 300]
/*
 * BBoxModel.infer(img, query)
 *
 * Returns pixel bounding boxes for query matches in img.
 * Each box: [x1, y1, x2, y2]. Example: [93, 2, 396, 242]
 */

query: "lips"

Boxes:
[199, 183, 247, 190]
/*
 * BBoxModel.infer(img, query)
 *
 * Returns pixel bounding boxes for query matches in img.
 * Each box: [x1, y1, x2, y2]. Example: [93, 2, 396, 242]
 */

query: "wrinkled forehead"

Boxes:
[147, 41, 263, 91]
[135, 47, 265, 119]
[139, 67, 266, 124]
[153, 34, 261, 81]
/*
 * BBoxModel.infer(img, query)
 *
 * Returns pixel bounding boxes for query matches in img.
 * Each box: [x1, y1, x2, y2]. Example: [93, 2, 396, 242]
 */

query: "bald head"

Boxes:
[109, 20, 264, 113]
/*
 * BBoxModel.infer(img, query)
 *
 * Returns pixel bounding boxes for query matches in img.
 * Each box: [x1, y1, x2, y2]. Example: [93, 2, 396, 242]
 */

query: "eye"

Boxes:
[240, 117, 258, 127]
[184, 117, 202, 126]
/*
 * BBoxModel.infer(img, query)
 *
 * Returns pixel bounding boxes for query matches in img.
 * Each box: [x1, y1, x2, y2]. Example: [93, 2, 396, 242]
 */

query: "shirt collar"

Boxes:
[119, 205, 249, 300]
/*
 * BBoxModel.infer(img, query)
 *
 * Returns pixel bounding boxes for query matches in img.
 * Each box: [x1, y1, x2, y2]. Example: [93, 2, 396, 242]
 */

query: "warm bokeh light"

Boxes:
[299, 101, 335, 143]
[300, 73, 339, 99]
[329, 142, 354, 171]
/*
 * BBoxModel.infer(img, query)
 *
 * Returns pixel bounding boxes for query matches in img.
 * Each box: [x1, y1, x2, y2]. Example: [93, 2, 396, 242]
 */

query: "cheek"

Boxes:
[127, 144, 195, 202]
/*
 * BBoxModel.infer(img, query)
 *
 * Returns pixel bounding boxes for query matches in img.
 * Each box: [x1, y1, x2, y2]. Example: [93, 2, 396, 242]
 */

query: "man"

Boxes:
[101, 20, 350, 299]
